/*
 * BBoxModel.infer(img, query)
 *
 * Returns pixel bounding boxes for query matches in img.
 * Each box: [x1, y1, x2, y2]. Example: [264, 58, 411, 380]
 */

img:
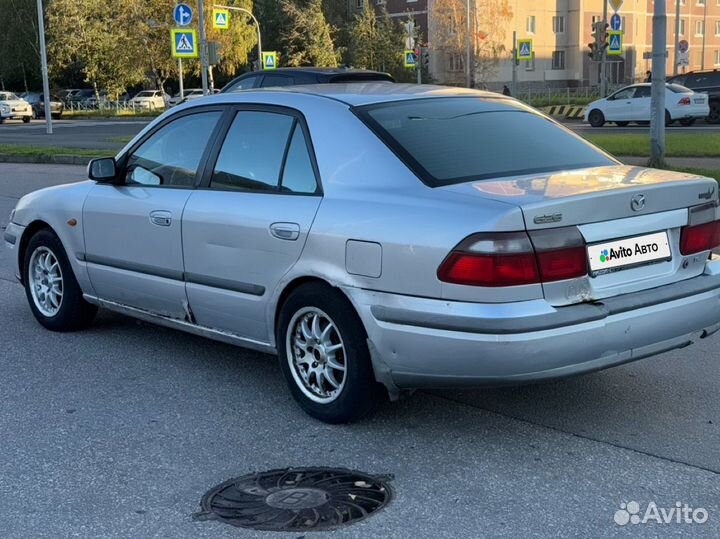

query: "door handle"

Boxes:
[150, 210, 172, 227]
[269, 222, 300, 241]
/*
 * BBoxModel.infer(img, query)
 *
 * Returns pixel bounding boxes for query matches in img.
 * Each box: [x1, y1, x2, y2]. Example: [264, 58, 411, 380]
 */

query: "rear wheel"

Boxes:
[277, 283, 384, 423]
[665, 110, 673, 126]
[23, 229, 97, 331]
[680, 118, 696, 127]
[588, 109, 605, 128]
[615, 121, 629, 127]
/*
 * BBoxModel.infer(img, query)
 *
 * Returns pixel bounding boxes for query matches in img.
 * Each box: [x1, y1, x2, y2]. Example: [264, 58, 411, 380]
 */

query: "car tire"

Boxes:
[277, 282, 384, 424]
[615, 121, 629, 127]
[707, 102, 720, 124]
[0, 117, 4, 124]
[23, 229, 97, 332]
[52, 113, 62, 120]
[22, 116, 31, 123]
[31, 109, 37, 120]
[588, 109, 605, 128]
[665, 110, 673, 126]
[680, 118, 695, 127]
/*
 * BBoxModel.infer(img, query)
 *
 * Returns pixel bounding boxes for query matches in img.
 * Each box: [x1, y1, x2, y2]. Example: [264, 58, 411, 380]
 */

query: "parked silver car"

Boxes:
[5, 84, 720, 423]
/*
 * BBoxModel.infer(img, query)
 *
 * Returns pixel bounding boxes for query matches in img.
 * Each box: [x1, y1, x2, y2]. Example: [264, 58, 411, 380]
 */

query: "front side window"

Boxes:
[612, 87, 636, 100]
[211, 110, 318, 194]
[634, 86, 651, 98]
[356, 98, 613, 187]
[125, 111, 221, 187]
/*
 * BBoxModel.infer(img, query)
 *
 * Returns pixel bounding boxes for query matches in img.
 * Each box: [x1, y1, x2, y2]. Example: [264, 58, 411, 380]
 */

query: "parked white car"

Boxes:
[167, 88, 203, 107]
[585, 83, 710, 127]
[129, 90, 168, 111]
[0, 92, 33, 123]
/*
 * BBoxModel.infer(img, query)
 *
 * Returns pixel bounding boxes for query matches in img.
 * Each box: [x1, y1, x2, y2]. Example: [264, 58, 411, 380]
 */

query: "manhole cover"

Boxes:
[194, 467, 393, 531]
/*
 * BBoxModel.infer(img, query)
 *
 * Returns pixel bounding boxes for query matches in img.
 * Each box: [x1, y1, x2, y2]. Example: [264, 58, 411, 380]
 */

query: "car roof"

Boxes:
[259, 67, 389, 76]
[219, 83, 507, 107]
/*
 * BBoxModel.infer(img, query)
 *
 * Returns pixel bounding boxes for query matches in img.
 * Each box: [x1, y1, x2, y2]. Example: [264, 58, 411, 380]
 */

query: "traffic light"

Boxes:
[589, 21, 609, 61]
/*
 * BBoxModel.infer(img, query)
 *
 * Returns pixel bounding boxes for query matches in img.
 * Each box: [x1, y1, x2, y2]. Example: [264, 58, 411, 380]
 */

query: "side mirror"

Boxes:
[88, 157, 118, 183]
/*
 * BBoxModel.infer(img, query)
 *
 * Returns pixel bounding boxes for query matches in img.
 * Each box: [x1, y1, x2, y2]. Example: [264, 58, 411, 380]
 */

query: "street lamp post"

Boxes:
[214, 4, 263, 70]
[35, 0, 52, 134]
[465, 0, 471, 88]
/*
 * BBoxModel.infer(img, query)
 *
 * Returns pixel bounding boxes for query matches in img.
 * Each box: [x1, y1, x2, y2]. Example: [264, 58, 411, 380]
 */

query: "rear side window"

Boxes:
[261, 75, 295, 87]
[634, 86, 651, 98]
[224, 75, 260, 92]
[355, 98, 613, 187]
[210, 111, 319, 194]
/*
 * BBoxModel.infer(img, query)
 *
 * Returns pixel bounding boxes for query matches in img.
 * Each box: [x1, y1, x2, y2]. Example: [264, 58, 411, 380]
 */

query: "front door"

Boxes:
[83, 109, 224, 317]
[604, 86, 637, 121]
[182, 107, 322, 343]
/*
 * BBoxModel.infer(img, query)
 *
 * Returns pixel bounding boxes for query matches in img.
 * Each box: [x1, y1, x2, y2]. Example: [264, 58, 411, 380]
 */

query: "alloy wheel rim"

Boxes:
[28, 246, 63, 317]
[286, 307, 347, 404]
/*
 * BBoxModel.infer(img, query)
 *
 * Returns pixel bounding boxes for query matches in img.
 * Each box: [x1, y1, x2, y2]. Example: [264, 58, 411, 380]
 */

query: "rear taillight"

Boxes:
[680, 221, 720, 255]
[678, 97, 691, 105]
[437, 228, 588, 287]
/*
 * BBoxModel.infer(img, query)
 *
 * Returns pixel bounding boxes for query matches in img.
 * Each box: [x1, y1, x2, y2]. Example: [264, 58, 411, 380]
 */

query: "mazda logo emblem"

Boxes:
[631, 194, 646, 212]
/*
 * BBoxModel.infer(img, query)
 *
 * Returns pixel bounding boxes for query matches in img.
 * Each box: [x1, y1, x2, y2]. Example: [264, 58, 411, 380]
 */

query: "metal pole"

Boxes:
[35, 0, 52, 134]
[673, 0, 680, 76]
[465, 0, 471, 87]
[650, 0, 667, 168]
[214, 5, 262, 70]
[600, 0, 608, 97]
[198, 0, 209, 95]
[700, 0, 707, 70]
[511, 31, 517, 97]
[178, 58, 184, 99]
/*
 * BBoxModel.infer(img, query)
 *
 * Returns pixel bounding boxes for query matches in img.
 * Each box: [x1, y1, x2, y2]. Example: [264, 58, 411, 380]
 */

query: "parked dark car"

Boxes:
[667, 70, 720, 124]
[220, 67, 394, 93]
[21, 92, 65, 119]
[66, 89, 95, 107]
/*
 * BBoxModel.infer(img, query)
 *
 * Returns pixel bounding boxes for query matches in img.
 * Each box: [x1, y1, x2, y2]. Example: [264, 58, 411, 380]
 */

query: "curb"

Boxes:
[0, 154, 93, 166]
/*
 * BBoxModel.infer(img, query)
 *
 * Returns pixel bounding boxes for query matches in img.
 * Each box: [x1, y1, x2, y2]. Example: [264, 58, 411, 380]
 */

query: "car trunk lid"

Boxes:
[440, 165, 719, 305]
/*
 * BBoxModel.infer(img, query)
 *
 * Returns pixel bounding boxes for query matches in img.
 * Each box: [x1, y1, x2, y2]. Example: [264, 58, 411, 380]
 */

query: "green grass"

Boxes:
[0, 144, 106, 158]
[584, 133, 720, 158]
[668, 167, 720, 182]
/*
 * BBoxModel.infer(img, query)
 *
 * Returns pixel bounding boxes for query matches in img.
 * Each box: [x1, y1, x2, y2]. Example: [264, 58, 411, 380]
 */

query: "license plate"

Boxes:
[694, 98, 705, 104]
[587, 231, 671, 273]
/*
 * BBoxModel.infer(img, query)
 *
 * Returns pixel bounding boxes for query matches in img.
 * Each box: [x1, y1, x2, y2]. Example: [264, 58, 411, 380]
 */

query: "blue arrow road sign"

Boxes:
[610, 14, 621, 31]
[173, 3, 193, 26]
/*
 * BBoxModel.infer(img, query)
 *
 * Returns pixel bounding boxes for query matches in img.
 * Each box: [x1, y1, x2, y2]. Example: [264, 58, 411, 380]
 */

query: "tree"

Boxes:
[0, 0, 43, 91]
[431, 0, 512, 85]
[347, 3, 404, 74]
[46, 0, 258, 97]
[280, 0, 338, 67]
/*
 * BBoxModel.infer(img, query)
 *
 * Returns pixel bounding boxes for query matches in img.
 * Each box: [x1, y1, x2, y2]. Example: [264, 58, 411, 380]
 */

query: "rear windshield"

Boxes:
[329, 74, 394, 83]
[668, 84, 691, 93]
[355, 97, 613, 187]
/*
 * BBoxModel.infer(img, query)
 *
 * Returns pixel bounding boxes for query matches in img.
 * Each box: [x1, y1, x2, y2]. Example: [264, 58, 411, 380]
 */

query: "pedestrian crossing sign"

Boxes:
[262, 51, 278, 70]
[517, 39, 533, 61]
[608, 31, 623, 56]
[171, 29, 198, 58]
[404, 50, 417, 68]
[212, 8, 229, 30]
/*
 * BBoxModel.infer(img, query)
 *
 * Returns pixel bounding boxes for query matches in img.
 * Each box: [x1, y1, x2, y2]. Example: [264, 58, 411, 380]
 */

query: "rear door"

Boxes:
[83, 107, 224, 317]
[182, 106, 322, 342]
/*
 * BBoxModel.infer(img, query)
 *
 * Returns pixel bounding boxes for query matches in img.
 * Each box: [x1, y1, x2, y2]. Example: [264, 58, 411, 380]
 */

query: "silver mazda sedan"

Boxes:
[5, 84, 720, 423]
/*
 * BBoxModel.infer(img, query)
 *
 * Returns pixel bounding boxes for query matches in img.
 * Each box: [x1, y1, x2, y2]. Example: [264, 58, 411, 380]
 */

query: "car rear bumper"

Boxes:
[344, 259, 720, 388]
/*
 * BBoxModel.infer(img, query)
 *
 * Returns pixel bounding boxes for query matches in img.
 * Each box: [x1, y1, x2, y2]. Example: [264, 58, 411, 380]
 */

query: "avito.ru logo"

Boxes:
[614, 501, 708, 526]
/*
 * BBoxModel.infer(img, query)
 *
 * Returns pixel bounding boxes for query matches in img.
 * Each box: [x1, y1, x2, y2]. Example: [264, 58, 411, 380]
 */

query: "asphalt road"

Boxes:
[0, 118, 148, 151]
[1, 163, 719, 538]
[0, 116, 719, 154]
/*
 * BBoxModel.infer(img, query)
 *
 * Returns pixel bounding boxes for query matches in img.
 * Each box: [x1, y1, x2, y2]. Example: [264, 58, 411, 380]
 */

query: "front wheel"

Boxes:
[277, 283, 384, 423]
[22, 116, 31, 123]
[588, 109, 605, 128]
[23, 229, 97, 331]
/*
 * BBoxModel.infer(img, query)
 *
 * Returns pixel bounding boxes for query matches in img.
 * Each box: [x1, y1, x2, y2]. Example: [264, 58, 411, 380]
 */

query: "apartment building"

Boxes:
[353, 0, 720, 88]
